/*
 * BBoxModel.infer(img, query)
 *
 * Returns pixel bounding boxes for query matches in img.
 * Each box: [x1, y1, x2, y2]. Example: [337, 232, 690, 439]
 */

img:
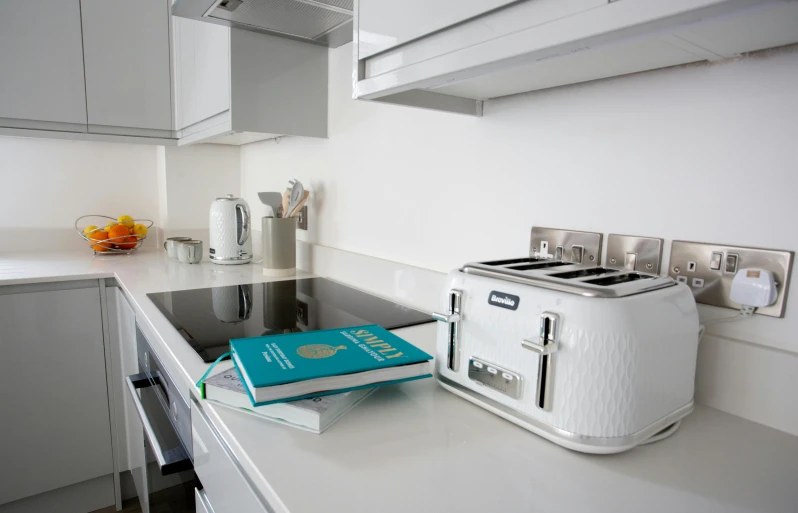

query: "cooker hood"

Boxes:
[172, 0, 353, 48]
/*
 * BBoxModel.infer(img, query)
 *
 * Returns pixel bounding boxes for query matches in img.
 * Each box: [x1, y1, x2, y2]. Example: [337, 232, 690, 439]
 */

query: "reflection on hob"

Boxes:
[147, 278, 433, 362]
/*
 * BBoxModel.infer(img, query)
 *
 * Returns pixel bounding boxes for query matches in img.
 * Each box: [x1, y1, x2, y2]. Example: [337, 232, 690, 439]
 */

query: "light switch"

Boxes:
[555, 246, 564, 260]
[624, 252, 637, 271]
[725, 253, 739, 274]
[710, 252, 723, 271]
[571, 245, 584, 264]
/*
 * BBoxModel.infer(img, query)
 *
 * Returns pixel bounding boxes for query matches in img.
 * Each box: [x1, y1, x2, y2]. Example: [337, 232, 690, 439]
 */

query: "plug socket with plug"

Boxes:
[669, 241, 793, 318]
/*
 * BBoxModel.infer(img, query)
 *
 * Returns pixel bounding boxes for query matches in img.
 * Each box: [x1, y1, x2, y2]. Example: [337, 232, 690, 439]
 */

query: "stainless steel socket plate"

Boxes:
[669, 240, 793, 317]
[605, 234, 664, 275]
[529, 227, 602, 265]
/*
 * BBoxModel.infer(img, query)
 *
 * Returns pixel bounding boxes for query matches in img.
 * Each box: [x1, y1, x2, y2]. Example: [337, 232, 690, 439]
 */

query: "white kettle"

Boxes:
[209, 195, 253, 265]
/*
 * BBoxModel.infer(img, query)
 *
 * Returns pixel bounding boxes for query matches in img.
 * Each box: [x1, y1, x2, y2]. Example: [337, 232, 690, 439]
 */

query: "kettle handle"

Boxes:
[236, 203, 250, 245]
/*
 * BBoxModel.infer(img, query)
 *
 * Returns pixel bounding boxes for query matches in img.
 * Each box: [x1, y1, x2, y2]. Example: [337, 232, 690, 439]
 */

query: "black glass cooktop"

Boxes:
[147, 278, 434, 362]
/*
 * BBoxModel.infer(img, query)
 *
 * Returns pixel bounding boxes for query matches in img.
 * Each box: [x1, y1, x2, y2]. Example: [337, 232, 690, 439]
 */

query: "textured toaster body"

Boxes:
[435, 270, 700, 453]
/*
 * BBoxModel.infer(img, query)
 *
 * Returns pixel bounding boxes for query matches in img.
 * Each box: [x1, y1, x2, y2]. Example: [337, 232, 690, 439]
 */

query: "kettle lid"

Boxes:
[215, 194, 239, 201]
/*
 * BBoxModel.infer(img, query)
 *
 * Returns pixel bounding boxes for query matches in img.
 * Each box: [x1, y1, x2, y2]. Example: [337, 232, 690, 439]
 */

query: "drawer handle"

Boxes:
[125, 374, 191, 475]
[191, 397, 277, 513]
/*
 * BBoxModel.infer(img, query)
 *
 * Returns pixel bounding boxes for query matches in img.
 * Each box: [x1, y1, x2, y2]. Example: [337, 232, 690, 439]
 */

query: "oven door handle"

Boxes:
[126, 374, 192, 475]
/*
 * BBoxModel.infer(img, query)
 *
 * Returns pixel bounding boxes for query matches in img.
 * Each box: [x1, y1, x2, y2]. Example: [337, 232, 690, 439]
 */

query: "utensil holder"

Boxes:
[262, 217, 296, 277]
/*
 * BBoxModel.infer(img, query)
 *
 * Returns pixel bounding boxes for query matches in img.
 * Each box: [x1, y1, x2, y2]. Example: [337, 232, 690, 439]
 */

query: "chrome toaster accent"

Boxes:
[432, 289, 463, 372]
[467, 357, 523, 399]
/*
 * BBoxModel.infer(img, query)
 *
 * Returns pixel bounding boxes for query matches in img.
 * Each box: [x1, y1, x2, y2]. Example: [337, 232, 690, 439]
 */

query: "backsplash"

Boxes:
[241, 43, 798, 435]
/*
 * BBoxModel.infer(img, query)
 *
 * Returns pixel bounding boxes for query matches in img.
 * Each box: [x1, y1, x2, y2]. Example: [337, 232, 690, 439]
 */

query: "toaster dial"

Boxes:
[468, 358, 523, 399]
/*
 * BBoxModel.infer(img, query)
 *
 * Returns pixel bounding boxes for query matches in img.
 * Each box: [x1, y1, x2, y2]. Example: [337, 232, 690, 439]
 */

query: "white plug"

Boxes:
[730, 268, 778, 308]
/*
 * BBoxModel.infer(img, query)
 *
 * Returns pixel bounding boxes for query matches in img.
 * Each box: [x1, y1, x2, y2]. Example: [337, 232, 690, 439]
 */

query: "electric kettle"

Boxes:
[209, 194, 253, 265]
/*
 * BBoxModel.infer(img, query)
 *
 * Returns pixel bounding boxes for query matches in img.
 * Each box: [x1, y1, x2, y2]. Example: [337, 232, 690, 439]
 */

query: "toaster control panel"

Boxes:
[468, 358, 523, 399]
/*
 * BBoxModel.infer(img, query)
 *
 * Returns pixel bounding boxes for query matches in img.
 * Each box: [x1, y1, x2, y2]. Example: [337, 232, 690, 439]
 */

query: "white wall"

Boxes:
[241, 44, 798, 434]
[162, 144, 241, 234]
[0, 137, 161, 251]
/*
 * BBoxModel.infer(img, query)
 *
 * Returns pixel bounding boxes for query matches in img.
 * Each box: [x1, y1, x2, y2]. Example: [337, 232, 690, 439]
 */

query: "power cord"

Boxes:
[698, 305, 756, 343]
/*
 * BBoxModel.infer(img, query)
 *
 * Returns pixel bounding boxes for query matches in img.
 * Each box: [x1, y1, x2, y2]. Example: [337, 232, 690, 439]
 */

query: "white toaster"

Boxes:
[434, 257, 699, 454]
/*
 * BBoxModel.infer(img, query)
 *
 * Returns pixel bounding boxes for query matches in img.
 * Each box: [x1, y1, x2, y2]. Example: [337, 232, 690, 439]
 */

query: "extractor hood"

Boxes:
[172, 0, 353, 47]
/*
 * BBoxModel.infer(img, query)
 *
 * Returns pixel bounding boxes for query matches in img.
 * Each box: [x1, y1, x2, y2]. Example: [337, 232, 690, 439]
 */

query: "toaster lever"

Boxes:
[522, 312, 560, 411]
[432, 312, 460, 323]
[521, 339, 558, 355]
[433, 289, 463, 372]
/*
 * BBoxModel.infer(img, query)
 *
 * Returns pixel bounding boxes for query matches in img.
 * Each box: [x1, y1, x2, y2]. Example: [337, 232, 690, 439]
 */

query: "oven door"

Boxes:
[125, 373, 195, 513]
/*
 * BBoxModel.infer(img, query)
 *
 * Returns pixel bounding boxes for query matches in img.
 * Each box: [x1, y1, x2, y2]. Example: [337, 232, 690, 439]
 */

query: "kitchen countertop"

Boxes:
[2, 249, 797, 513]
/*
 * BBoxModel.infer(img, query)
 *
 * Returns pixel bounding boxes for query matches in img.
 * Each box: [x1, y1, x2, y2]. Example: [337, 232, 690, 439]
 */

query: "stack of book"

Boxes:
[200, 324, 432, 433]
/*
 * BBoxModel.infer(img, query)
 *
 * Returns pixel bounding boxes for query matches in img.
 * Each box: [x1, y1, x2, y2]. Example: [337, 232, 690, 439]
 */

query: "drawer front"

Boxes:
[191, 398, 272, 513]
[195, 488, 213, 513]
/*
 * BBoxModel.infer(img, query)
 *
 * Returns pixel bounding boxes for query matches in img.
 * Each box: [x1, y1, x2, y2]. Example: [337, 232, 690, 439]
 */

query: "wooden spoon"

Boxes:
[289, 190, 310, 218]
[281, 189, 291, 218]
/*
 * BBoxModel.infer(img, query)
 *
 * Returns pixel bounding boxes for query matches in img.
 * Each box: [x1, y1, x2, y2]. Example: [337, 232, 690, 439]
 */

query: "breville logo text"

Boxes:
[488, 291, 520, 311]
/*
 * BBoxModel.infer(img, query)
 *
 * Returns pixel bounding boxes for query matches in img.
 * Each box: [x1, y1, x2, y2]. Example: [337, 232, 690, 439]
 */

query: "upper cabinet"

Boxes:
[0, 0, 88, 132]
[353, 0, 798, 116]
[173, 17, 328, 146]
[0, 1, 328, 146]
[81, 0, 174, 137]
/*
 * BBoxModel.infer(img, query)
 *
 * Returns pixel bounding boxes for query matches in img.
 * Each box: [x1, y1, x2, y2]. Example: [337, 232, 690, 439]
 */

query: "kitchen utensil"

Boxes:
[209, 194, 253, 265]
[281, 189, 291, 218]
[177, 240, 203, 264]
[264, 205, 275, 218]
[288, 179, 305, 215]
[75, 215, 154, 255]
[288, 190, 310, 218]
[433, 252, 699, 454]
[257, 192, 283, 214]
[261, 217, 297, 277]
[164, 237, 193, 258]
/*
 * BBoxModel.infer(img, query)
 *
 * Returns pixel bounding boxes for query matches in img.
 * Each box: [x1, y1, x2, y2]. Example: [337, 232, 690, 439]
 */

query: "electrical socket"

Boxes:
[296, 206, 308, 230]
[669, 241, 793, 317]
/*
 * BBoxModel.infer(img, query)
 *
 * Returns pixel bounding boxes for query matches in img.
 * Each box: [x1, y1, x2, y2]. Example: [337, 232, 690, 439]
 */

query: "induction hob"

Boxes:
[147, 277, 434, 362]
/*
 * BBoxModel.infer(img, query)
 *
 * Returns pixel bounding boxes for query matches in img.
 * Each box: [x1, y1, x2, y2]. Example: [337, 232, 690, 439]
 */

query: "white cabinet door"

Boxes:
[81, 0, 173, 133]
[357, 0, 517, 58]
[0, 0, 87, 131]
[0, 283, 113, 505]
[108, 287, 137, 474]
[173, 16, 231, 131]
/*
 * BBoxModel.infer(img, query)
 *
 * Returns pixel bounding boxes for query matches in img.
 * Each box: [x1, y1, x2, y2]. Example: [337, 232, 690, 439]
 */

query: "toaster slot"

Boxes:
[548, 267, 619, 280]
[507, 261, 571, 271]
[481, 257, 545, 266]
[584, 272, 655, 286]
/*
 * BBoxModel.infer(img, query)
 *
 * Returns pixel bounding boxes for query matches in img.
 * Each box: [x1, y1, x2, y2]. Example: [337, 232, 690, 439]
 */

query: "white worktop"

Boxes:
[1, 249, 797, 513]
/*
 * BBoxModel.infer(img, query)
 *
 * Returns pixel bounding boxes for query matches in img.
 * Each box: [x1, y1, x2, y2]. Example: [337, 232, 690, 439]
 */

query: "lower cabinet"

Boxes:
[0, 281, 114, 506]
[108, 285, 139, 475]
[192, 399, 271, 513]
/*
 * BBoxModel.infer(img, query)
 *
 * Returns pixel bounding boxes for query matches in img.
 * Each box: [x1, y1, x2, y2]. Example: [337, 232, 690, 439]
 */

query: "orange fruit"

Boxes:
[89, 231, 111, 252]
[117, 235, 138, 250]
[107, 224, 130, 242]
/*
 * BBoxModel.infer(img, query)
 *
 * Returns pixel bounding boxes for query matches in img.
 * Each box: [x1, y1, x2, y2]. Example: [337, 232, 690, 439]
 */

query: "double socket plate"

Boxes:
[669, 241, 793, 317]
[529, 227, 602, 265]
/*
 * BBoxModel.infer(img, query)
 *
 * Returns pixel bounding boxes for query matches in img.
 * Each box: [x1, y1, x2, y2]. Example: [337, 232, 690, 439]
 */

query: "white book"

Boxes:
[202, 367, 375, 434]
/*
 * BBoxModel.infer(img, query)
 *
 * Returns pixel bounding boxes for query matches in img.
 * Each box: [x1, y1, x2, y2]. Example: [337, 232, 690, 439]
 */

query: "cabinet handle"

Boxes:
[191, 397, 277, 513]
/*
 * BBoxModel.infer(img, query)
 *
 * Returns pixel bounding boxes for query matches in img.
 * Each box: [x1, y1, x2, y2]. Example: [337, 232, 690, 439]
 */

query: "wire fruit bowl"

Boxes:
[75, 215, 154, 255]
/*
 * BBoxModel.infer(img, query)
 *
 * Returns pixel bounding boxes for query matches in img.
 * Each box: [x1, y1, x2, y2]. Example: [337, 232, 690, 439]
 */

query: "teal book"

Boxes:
[231, 325, 433, 406]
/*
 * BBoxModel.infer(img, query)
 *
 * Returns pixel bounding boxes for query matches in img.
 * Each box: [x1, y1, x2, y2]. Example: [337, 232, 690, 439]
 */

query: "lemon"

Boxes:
[104, 222, 116, 232]
[83, 225, 99, 236]
[132, 223, 148, 239]
[118, 215, 135, 229]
